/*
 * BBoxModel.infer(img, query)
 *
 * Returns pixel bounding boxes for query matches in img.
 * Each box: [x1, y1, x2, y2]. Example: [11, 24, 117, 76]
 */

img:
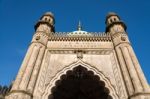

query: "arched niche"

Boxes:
[42, 61, 119, 99]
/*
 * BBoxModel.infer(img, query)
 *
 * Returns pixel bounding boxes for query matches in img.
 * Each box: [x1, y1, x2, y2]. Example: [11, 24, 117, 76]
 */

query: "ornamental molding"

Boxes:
[110, 52, 127, 99]
[34, 31, 49, 38]
[49, 36, 112, 42]
[111, 32, 127, 39]
[47, 41, 113, 49]
[48, 50, 113, 55]
[48, 32, 112, 42]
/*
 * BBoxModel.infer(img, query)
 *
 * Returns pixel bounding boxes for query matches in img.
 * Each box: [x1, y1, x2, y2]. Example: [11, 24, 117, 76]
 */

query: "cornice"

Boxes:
[48, 49, 113, 55]
[48, 32, 112, 42]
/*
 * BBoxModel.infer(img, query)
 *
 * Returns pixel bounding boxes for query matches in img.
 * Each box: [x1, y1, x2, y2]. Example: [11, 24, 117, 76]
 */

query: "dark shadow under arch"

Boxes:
[48, 66, 113, 99]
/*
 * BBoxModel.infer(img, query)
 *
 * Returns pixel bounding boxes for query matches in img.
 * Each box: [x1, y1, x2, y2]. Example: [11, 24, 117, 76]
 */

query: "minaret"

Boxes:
[5, 12, 55, 99]
[106, 12, 150, 99]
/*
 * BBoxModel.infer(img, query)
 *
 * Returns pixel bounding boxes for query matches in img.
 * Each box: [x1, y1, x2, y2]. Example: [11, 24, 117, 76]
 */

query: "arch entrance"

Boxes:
[48, 66, 113, 99]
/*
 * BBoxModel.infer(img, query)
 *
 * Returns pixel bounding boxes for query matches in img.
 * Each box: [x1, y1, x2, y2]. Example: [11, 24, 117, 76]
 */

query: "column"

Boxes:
[27, 46, 45, 93]
[19, 44, 40, 90]
[11, 44, 35, 90]
[115, 47, 134, 96]
[128, 46, 150, 92]
[121, 46, 143, 93]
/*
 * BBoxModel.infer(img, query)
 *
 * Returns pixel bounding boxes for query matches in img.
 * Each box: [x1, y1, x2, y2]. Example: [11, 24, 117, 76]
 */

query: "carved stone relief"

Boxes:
[33, 50, 126, 99]
[110, 51, 127, 99]
[47, 41, 113, 49]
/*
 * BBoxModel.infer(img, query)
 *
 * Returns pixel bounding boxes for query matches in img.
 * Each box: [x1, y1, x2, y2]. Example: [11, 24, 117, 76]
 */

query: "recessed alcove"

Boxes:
[48, 66, 113, 99]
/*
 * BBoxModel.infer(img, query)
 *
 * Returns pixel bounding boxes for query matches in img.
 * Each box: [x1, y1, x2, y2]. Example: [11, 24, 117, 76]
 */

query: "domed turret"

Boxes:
[35, 12, 55, 32]
[40, 12, 55, 25]
[105, 12, 120, 25]
[43, 12, 54, 17]
[105, 12, 126, 33]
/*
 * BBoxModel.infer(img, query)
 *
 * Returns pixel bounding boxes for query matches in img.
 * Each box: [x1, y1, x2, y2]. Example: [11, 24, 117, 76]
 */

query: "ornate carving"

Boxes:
[48, 41, 113, 49]
[48, 32, 112, 42]
[76, 50, 84, 59]
[32, 32, 49, 46]
[33, 31, 49, 39]
[110, 52, 127, 99]
[87, 50, 112, 55]
[47, 50, 113, 55]
[35, 51, 51, 99]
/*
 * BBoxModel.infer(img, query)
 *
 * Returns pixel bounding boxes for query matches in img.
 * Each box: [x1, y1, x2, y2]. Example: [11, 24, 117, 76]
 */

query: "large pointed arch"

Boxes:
[42, 60, 119, 99]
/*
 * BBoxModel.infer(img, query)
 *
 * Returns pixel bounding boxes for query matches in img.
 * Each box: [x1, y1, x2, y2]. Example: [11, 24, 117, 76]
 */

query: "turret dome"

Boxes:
[44, 12, 54, 17]
[106, 12, 120, 20]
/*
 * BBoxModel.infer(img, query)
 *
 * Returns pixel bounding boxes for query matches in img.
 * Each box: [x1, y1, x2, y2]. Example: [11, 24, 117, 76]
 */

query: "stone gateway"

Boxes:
[5, 12, 150, 99]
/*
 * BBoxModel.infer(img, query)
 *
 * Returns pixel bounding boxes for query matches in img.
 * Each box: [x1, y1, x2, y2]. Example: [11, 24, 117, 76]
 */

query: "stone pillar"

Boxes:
[6, 38, 48, 99]
[113, 34, 150, 99]
[19, 44, 41, 90]
[121, 46, 143, 93]
[115, 46, 134, 96]
[27, 46, 46, 93]
[11, 44, 35, 90]
[5, 12, 55, 99]
[127, 46, 150, 92]
[105, 11, 150, 99]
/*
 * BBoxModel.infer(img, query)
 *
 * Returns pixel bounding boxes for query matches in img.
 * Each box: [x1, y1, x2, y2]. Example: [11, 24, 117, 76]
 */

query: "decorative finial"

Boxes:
[78, 21, 82, 31]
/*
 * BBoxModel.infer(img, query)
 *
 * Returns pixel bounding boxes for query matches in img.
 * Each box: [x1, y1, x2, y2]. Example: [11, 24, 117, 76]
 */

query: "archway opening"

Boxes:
[48, 66, 113, 99]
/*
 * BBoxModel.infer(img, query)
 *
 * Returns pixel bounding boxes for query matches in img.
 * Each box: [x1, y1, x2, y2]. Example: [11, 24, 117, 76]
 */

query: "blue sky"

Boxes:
[0, 0, 150, 86]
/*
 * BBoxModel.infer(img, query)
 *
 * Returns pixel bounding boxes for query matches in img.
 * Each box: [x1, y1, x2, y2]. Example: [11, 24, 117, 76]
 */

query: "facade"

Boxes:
[4, 12, 150, 99]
